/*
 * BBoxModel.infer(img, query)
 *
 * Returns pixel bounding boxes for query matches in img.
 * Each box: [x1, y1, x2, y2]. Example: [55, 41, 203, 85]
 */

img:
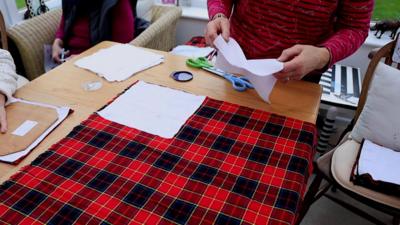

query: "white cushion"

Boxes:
[136, 0, 154, 18]
[351, 62, 400, 151]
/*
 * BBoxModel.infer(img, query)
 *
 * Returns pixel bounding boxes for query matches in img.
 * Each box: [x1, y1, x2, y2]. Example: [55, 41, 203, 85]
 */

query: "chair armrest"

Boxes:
[7, 9, 62, 80]
[130, 5, 182, 51]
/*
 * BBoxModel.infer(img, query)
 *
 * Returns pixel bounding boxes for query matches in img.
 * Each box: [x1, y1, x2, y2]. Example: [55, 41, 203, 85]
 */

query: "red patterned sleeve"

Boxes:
[207, 0, 234, 20]
[55, 14, 65, 40]
[321, 0, 374, 67]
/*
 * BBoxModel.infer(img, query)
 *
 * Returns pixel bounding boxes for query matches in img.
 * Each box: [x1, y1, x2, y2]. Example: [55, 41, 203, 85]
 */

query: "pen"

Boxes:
[60, 48, 65, 63]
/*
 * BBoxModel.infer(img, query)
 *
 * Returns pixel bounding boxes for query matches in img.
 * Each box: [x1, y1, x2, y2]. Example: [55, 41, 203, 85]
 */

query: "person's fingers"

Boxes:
[221, 19, 230, 42]
[0, 108, 7, 133]
[205, 22, 218, 46]
[52, 48, 62, 63]
[278, 45, 303, 62]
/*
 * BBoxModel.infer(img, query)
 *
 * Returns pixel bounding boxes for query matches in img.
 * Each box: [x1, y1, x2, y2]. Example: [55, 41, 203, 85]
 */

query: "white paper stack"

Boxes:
[213, 35, 283, 103]
[358, 139, 400, 185]
[98, 81, 206, 139]
[75, 44, 164, 82]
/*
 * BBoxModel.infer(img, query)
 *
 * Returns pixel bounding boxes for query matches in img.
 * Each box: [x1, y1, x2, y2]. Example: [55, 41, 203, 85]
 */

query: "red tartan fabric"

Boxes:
[0, 95, 316, 224]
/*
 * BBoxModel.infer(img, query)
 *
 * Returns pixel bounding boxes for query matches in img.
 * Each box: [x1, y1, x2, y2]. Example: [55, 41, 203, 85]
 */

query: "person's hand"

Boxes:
[0, 94, 7, 133]
[205, 13, 230, 46]
[274, 45, 330, 82]
[52, 38, 70, 64]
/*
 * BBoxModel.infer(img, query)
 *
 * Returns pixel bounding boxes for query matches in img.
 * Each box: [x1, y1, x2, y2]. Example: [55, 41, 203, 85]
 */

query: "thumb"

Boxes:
[0, 110, 7, 133]
[278, 45, 303, 62]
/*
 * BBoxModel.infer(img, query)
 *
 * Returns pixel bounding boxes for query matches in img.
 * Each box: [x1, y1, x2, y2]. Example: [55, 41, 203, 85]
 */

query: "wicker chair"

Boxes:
[7, 5, 182, 81]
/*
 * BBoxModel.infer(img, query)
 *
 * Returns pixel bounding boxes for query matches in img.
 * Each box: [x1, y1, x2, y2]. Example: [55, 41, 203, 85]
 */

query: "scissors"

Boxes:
[186, 57, 254, 92]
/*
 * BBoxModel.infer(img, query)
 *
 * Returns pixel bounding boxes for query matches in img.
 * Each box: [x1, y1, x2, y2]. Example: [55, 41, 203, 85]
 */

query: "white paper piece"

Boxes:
[358, 139, 400, 185]
[75, 44, 164, 82]
[0, 98, 70, 163]
[213, 35, 283, 103]
[171, 45, 215, 58]
[98, 81, 206, 139]
[12, 120, 38, 137]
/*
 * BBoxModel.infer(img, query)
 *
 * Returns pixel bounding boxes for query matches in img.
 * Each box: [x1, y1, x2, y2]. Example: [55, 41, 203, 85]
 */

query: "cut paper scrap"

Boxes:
[213, 35, 284, 103]
[98, 81, 206, 139]
[75, 44, 164, 82]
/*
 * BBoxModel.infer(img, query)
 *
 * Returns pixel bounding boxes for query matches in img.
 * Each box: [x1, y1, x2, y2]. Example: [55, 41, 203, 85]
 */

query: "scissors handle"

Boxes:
[225, 75, 248, 92]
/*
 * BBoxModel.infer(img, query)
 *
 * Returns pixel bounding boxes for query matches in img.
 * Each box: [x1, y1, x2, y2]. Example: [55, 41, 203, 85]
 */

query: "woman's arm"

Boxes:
[207, 0, 234, 19]
[321, 0, 374, 67]
[0, 49, 19, 133]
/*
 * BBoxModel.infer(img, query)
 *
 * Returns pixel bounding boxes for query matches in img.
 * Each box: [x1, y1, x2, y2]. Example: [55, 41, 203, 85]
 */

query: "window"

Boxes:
[372, 0, 400, 21]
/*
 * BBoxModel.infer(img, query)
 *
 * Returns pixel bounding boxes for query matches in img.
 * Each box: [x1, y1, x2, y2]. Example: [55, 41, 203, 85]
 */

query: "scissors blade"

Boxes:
[202, 67, 229, 78]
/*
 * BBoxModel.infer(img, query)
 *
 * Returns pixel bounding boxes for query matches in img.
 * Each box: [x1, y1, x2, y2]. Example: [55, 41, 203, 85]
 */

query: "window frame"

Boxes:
[0, 0, 61, 27]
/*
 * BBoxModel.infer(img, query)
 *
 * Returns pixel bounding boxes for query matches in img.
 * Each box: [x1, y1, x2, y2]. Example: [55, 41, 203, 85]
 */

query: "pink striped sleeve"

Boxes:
[321, 0, 374, 67]
[207, 0, 234, 20]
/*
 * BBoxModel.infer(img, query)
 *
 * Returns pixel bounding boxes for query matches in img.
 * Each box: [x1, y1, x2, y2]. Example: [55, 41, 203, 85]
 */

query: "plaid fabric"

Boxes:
[0, 95, 316, 225]
[185, 36, 207, 48]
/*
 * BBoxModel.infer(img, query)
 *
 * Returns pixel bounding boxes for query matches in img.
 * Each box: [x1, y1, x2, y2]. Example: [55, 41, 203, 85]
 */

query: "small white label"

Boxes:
[12, 120, 38, 137]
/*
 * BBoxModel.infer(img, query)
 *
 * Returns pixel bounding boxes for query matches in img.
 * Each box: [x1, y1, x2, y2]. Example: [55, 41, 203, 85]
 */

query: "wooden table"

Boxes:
[0, 41, 321, 182]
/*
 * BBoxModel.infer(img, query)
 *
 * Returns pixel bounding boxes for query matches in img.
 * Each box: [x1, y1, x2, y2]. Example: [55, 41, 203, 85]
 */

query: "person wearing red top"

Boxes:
[206, 0, 374, 83]
[52, 0, 137, 63]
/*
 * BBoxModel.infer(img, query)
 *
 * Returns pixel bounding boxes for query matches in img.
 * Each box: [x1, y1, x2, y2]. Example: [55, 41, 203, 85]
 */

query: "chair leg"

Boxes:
[393, 216, 400, 225]
[295, 171, 325, 225]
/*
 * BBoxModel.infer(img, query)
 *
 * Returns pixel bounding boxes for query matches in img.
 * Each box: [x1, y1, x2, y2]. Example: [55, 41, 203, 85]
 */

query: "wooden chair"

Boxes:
[0, 10, 8, 50]
[297, 36, 400, 225]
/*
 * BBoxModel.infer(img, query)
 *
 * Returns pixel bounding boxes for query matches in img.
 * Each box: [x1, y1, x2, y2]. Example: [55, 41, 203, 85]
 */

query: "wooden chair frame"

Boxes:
[297, 36, 400, 225]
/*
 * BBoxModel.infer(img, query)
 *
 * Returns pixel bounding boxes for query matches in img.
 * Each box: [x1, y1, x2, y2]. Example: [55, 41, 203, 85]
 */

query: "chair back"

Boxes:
[0, 10, 8, 50]
[355, 35, 400, 122]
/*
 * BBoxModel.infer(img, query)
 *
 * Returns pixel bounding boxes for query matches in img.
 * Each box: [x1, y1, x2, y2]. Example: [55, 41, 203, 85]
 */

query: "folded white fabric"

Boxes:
[75, 44, 164, 82]
[98, 81, 205, 139]
[171, 45, 215, 58]
[358, 139, 400, 185]
[213, 35, 283, 103]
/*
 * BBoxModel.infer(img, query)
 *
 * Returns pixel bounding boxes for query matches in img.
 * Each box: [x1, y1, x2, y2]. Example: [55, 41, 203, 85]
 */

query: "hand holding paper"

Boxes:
[213, 35, 283, 102]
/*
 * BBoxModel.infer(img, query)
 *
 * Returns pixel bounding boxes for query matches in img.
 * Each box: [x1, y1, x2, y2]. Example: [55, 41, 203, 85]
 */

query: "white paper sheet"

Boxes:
[0, 98, 70, 163]
[98, 81, 206, 138]
[75, 44, 164, 82]
[213, 35, 284, 103]
[171, 45, 215, 58]
[358, 139, 400, 185]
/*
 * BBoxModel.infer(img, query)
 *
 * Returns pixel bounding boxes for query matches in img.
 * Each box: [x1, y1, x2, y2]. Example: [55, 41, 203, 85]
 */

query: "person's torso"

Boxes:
[230, 0, 339, 59]
[65, 0, 135, 54]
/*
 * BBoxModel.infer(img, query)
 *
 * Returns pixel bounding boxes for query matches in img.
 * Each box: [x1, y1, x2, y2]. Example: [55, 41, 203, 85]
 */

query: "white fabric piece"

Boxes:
[75, 44, 164, 82]
[171, 45, 215, 58]
[351, 62, 400, 151]
[0, 98, 70, 163]
[358, 139, 400, 185]
[213, 35, 283, 103]
[98, 81, 205, 139]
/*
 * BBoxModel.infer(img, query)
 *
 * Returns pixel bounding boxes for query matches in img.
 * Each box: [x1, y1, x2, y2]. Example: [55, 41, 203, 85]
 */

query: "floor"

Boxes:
[301, 189, 393, 225]
[302, 106, 394, 225]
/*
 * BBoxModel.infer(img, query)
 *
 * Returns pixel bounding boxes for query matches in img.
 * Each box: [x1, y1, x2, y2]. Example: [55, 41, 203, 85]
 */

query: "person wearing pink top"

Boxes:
[52, 0, 137, 63]
[206, 0, 374, 83]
